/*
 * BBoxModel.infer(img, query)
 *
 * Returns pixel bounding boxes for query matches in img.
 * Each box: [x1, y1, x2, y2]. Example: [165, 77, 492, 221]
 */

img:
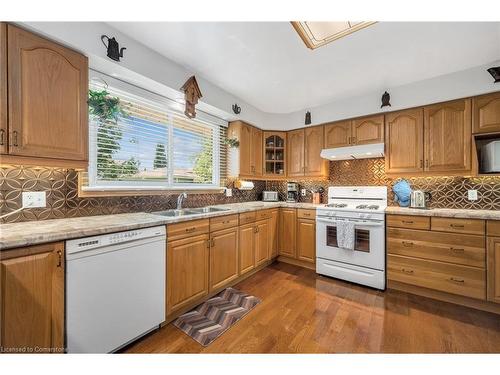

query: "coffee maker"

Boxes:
[286, 182, 299, 203]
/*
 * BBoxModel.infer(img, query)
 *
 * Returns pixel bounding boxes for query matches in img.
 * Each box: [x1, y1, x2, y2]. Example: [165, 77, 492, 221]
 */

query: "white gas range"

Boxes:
[316, 186, 387, 290]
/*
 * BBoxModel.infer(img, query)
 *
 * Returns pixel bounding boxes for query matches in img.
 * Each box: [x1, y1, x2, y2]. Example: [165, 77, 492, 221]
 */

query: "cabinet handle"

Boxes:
[0, 129, 4, 145]
[425, 160, 429, 168]
[419, 160, 423, 168]
[211, 238, 215, 247]
[351, 137, 356, 144]
[185, 227, 196, 233]
[401, 268, 414, 274]
[348, 136, 353, 144]
[402, 220, 414, 224]
[449, 277, 465, 284]
[56, 250, 62, 267]
[450, 247, 465, 254]
[450, 224, 464, 229]
[402, 241, 414, 247]
[12, 131, 19, 147]
[206, 239, 211, 248]
[303, 213, 310, 217]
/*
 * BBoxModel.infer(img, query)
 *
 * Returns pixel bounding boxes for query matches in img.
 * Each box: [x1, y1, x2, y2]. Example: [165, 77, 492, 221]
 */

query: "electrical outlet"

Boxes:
[301, 188, 306, 197]
[225, 188, 232, 197]
[22, 191, 46, 208]
[467, 190, 478, 201]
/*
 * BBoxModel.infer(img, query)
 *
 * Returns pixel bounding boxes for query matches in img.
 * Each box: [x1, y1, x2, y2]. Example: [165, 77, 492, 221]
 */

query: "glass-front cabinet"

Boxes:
[263, 132, 286, 178]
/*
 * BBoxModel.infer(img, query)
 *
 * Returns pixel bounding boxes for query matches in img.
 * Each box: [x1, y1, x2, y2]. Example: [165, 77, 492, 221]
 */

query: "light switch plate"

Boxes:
[467, 190, 478, 201]
[22, 191, 46, 208]
[225, 188, 232, 197]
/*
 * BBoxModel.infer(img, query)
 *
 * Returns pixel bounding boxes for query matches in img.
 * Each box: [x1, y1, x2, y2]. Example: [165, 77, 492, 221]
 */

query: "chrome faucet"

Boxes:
[176, 192, 187, 210]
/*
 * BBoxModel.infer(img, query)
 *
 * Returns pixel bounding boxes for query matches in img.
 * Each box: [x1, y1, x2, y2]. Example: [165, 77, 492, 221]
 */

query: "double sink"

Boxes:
[153, 206, 231, 217]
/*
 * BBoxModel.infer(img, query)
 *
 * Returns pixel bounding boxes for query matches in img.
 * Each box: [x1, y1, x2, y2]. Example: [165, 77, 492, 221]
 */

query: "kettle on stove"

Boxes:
[410, 190, 432, 209]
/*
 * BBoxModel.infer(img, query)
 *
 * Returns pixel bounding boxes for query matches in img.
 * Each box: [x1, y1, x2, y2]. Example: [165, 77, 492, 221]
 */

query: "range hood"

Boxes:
[320, 143, 384, 161]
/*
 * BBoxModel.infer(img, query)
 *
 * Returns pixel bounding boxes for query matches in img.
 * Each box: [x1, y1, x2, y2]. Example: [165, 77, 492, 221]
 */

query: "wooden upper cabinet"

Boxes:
[287, 129, 305, 177]
[304, 126, 326, 177]
[0, 23, 6, 154]
[252, 126, 263, 176]
[424, 99, 472, 173]
[324, 120, 351, 148]
[352, 114, 384, 145]
[473, 92, 500, 134]
[0, 242, 64, 352]
[238, 122, 253, 177]
[385, 108, 424, 174]
[7, 25, 88, 164]
[167, 234, 209, 315]
[487, 236, 500, 304]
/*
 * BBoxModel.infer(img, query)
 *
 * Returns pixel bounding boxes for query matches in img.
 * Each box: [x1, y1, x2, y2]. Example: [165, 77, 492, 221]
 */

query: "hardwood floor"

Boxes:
[125, 262, 500, 353]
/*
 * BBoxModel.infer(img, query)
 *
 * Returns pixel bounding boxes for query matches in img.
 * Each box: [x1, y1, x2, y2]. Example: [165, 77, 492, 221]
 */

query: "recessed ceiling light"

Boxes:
[291, 21, 376, 50]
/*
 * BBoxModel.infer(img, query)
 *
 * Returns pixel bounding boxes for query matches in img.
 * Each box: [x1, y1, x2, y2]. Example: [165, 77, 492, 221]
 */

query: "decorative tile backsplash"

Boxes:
[1, 158, 500, 223]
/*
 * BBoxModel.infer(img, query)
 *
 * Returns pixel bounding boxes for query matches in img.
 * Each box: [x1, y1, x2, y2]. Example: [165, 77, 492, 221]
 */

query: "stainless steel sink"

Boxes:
[152, 206, 230, 217]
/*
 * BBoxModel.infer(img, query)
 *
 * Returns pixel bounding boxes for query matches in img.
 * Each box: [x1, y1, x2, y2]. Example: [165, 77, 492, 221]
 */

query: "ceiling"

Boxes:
[108, 22, 500, 114]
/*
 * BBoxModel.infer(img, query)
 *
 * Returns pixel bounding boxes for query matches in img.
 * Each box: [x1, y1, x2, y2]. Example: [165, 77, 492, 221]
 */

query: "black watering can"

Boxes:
[101, 35, 126, 62]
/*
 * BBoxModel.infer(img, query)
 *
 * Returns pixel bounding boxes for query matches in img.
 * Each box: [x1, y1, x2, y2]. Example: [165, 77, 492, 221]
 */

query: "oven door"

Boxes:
[316, 216, 385, 271]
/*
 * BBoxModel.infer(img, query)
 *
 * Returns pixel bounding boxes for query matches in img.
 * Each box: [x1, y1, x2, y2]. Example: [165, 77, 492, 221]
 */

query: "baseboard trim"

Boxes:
[388, 280, 500, 315]
[277, 255, 315, 270]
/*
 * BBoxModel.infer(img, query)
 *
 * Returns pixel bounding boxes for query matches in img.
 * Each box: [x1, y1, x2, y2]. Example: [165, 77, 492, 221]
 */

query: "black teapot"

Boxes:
[101, 35, 126, 62]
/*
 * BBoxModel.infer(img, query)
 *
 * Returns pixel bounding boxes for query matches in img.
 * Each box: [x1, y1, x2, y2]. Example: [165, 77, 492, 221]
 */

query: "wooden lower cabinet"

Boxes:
[279, 208, 297, 257]
[167, 234, 209, 316]
[487, 236, 500, 304]
[239, 223, 255, 275]
[209, 226, 239, 292]
[0, 242, 64, 352]
[255, 219, 270, 267]
[296, 218, 316, 264]
[269, 209, 279, 258]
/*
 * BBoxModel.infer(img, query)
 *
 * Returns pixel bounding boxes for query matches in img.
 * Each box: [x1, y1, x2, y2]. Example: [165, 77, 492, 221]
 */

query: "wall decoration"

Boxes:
[381, 91, 391, 108]
[180, 75, 202, 119]
[101, 35, 126, 62]
[305, 111, 312, 125]
[487, 67, 500, 83]
[232, 103, 241, 114]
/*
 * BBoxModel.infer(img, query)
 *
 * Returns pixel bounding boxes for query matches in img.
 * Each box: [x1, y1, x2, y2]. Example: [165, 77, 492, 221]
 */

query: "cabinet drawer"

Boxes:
[431, 217, 485, 235]
[297, 209, 315, 219]
[210, 214, 238, 232]
[387, 228, 486, 268]
[487, 220, 500, 237]
[388, 254, 486, 300]
[167, 219, 209, 242]
[256, 209, 272, 221]
[239, 211, 257, 225]
[387, 215, 430, 230]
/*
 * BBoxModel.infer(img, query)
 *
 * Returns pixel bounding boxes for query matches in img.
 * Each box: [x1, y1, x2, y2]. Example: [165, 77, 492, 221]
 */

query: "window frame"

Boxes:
[84, 70, 225, 193]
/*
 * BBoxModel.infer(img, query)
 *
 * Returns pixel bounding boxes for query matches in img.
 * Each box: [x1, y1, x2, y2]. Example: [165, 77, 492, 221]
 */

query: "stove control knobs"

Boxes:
[361, 213, 372, 219]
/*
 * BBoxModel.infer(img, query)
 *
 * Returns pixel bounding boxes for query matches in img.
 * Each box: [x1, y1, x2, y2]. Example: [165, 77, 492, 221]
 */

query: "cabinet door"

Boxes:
[7, 25, 88, 161]
[297, 219, 316, 263]
[352, 114, 384, 145]
[304, 126, 326, 177]
[385, 108, 424, 174]
[210, 227, 239, 292]
[0, 23, 6, 154]
[251, 126, 263, 176]
[324, 120, 351, 148]
[279, 208, 297, 258]
[487, 237, 500, 304]
[255, 219, 269, 267]
[167, 234, 209, 315]
[0, 242, 64, 352]
[269, 209, 279, 258]
[424, 99, 471, 173]
[473, 92, 500, 134]
[287, 129, 305, 177]
[239, 223, 255, 275]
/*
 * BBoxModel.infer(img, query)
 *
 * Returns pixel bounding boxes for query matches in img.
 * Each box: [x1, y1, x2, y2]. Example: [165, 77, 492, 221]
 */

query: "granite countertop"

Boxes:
[386, 206, 500, 220]
[0, 201, 322, 250]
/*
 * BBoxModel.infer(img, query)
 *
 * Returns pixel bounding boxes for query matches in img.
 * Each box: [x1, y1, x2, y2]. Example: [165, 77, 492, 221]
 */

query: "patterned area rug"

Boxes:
[173, 287, 261, 346]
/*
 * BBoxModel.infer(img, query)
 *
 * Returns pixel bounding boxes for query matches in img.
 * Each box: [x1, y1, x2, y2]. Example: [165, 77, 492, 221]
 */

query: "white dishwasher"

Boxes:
[66, 226, 166, 353]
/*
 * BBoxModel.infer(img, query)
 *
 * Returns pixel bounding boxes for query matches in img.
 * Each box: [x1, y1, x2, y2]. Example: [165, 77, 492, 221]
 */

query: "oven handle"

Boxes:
[316, 217, 384, 227]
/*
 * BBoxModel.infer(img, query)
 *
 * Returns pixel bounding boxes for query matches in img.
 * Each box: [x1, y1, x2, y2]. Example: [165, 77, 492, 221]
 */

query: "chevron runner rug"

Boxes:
[173, 287, 261, 346]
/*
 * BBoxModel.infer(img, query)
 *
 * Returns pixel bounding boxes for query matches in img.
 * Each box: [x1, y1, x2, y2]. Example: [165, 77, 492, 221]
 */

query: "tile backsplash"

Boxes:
[1, 158, 500, 223]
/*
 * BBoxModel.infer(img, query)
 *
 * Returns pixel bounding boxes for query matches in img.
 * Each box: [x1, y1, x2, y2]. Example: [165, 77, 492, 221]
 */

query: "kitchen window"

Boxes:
[82, 71, 227, 192]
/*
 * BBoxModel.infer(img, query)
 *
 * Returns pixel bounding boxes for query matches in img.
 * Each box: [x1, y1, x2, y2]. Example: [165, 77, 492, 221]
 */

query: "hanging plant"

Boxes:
[225, 137, 240, 148]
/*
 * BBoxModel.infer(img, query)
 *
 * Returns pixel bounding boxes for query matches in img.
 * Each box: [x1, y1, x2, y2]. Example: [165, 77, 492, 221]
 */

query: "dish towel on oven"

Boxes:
[336, 220, 355, 250]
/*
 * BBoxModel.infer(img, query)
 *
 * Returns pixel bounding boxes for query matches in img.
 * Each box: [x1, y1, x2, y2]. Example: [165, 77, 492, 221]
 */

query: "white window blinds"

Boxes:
[85, 70, 227, 191]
